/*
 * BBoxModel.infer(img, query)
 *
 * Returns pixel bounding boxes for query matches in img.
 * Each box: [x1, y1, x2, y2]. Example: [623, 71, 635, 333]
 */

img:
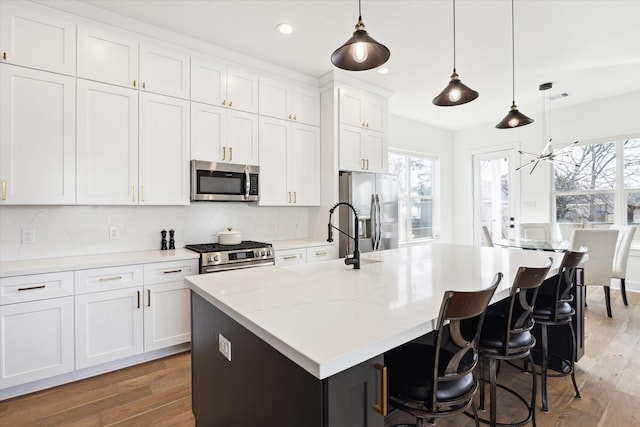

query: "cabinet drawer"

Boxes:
[306, 245, 336, 263]
[75, 265, 143, 294]
[275, 248, 306, 266]
[0, 271, 73, 305]
[143, 259, 199, 285]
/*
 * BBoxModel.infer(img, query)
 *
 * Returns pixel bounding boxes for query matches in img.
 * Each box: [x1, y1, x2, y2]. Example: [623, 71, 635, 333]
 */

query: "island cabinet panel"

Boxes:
[191, 292, 322, 427]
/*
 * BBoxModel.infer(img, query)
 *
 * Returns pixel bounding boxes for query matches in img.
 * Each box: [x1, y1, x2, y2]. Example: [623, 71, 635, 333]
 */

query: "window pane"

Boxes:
[411, 199, 433, 239]
[398, 197, 408, 242]
[479, 157, 509, 240]
[388, 154, 407, 195]
[624, 139, 640, 189]
[554, 142, 616, 191]
[627, 191, 640, 245]
[410, 158, 432, 197]
[555, 193, 614, 234]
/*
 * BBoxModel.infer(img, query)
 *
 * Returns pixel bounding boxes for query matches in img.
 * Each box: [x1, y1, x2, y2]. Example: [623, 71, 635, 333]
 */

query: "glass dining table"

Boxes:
[494, 238, 569, 252]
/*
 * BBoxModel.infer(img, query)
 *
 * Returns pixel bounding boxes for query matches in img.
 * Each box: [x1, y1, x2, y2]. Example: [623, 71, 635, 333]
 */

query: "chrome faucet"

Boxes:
[327, 201, 360, 269]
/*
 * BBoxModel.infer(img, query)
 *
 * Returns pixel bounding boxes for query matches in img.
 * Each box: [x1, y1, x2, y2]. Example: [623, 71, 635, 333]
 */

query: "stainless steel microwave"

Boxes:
[191, 160, 259, 202]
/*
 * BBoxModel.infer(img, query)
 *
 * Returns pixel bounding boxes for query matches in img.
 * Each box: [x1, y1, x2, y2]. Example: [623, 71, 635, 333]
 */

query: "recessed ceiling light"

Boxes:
[377, 67, 389, 74]
[276, 23, 293, 35]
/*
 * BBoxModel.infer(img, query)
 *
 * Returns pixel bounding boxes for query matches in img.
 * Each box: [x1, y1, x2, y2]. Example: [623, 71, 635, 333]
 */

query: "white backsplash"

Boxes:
[0, 204, 309, 262]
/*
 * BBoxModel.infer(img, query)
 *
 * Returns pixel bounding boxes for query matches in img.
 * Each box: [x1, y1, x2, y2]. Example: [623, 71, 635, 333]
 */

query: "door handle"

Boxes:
[373, 363, 388, 415]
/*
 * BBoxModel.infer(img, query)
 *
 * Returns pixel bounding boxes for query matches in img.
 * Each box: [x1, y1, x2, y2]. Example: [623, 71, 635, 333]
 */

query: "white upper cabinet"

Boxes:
[0, 64, 76, 205]
[259, 78, 320, 126]
[259, 117, 320, 206]
[77, 79, 139, 205]
[339, 125, 388, 173]
[191, 56, 258, 113]
[191, 102, 258, 165]
[0, 2, 76, 76]
[139, 92, 190, 205]
[339, 87, 387, 132]
[77, 24, 139, 89]
[139, 42, 191, 100]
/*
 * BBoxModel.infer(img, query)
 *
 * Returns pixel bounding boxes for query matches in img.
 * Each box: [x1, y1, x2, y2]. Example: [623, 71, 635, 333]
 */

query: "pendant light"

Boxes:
[331, 0, 390, 71]
[432, 0, 479, 106]
[496, 0, 533, 129]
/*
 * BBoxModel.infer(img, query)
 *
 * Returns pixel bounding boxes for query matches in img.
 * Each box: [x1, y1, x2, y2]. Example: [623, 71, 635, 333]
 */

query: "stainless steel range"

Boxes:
[185, 241, 275, 274]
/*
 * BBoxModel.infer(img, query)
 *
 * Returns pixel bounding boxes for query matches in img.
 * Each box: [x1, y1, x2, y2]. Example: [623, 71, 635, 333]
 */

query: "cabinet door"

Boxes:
[77, 24, 139, 89]
[77, 80, 139, 205]
[0, 3, 76, 75]
[191, 56, 226, 106]
[363, 131, 387, 173]
[139, 93, 190, 205]
[139, 43, 190, 99]
[191, 102, 226, 162]
[339, 88, 364, 127]
[0, 271, 73, 305]
[289, 124, 320, 206]
[306, 245, 336, 263]
[144, 281, 191, 351]
[259, 78, 290, 120]
[0, 297, 74, 389]
[339, 125, 365, 172]
[226, 68, 259, 113]
[226, 110, 258, 165]
[274, 248, 306, 265]
[75, 287, 144, 369]
[258, 117, 289, 206]
[0, 64, 75, 205]
[291, 86, 320, 126]
[363, 96, 386, 132]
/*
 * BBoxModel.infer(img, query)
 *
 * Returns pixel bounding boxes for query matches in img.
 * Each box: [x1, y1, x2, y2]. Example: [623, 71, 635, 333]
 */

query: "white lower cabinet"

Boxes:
[0, 296, 74, 388]
[306, 245, 336, 263]
[144, 281, 191, 351]
[275, 248, 307, 266]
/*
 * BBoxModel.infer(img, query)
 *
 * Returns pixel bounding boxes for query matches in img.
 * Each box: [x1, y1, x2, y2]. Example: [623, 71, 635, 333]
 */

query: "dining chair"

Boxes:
[519, 223, 551, 244]
[531, 250, 586, 412]
[610, 225, 637, 306]
[477, 258, 553, 427]
[386, 274, 501, 427]
[482, 226, 494, 247]
[568, 229, 619, 317]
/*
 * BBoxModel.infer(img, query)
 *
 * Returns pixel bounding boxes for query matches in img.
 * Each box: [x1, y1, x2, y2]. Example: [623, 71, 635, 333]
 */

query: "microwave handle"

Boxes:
[245, 169, 250, 199]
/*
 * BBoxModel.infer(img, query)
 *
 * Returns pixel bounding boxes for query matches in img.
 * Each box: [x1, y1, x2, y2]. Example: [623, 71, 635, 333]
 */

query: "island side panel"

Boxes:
[190, 291, 323, 427]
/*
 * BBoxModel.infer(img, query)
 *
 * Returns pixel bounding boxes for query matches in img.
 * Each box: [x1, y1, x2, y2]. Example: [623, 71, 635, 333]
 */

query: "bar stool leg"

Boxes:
[479, 356, 486, 411]
[541, 323, 549, 412]
[569, 322, 581, 399]
[528, 352, 538, 427]
[490, 358, 498, 427]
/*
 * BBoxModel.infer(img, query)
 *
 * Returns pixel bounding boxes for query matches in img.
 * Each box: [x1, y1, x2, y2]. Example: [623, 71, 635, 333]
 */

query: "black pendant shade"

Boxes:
[331, 17, 390, 71]
[432, 70, 479, 106]
[495, 102, 534, 129]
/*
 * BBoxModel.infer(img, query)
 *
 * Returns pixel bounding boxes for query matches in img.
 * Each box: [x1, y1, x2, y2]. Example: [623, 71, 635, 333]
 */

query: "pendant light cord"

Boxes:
[359, 0, 362, 20]
[511, 0, 515, 104]
[453, 0, 457, 71]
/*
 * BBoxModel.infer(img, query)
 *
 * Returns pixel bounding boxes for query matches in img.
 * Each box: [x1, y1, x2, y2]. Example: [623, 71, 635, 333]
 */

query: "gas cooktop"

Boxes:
[185, 241, 272, 253]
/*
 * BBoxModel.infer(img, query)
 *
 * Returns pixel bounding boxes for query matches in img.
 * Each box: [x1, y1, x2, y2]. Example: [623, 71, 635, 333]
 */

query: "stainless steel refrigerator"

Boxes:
[338, 171, 399, 258]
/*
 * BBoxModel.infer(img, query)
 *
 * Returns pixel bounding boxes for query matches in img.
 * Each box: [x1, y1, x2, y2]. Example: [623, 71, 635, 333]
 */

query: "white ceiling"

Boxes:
[75, 0, 640, 131]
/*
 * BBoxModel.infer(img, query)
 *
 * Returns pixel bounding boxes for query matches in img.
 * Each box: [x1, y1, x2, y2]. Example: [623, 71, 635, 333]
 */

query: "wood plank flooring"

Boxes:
[1, 287, 638, 427]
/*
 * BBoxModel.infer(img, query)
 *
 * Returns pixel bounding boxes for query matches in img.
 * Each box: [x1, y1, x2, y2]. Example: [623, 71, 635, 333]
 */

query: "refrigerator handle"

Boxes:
[376, 194, 382, 250]
[370, 194, 376, 249]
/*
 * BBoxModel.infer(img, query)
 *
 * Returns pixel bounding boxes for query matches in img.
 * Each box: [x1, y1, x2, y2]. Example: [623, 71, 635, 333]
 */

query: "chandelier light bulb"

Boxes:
[352, 42, 369, 63]
[448, 88, 462, 102]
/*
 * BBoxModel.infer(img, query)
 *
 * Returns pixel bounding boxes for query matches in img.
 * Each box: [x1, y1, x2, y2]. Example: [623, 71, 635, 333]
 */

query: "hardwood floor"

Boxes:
[1, 287, 638, 427]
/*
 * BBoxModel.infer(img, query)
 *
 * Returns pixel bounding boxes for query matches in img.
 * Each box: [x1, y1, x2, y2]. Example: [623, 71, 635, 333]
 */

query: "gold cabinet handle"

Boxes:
[229, 147, 233, 161]
[283, 255, 297, 260]
[288, 192, 292, 203]
[137, 290, 141, 309]
[99, 276, 123, 282]
[141, 185, 145, 202]
[222, 146, 226, 160]
[222, 99, 226, 106]
[2, 180, 6, 200]
[315, 251, 328, 256]
[142, 81, 146, 89]
[366, 159, 369, 170]
[18, 284, 45, 291]
[132, 185, 136, 202]
[293, 192, 297, 203]
[362, 159, 366, 170]
[163, 269, 182, 274]
[133, 80, 136, 88]
[147, 289, 151, 307]
[373, 363, 388, 416]
[288, 114, 292, 120]
[2, 52, 6, 60]
[229, 100, 233, 108]
[293, 115, 297, 121]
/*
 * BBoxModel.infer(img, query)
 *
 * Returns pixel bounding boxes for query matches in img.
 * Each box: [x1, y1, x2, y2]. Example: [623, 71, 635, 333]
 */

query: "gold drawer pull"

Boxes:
[315, 251, 328, 256]
[229, 147, 233, 161]
[2, 52, 6, 60]
[142, 81, 146, 89]
[163, 269, 182, 274]
[373, 363, 388, 415]
[133, 80, 136, 88]
[99, 275, 123, 282]
[229, 100, 233, 107]
[137, 290, 141, 309]
[222, 99, 226, 106]
[2, 180, 6, 200]
[147, 289, 151, 307]
[18, 284, 46, 291]
[282, 255, 298, 260]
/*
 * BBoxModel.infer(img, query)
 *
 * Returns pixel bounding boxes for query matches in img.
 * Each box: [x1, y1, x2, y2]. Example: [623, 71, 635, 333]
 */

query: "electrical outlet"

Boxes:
[21, 229, 35, 244]
[270, 222, 277, 232]
[219, 333, 232, 361]
[109, 226, 120, 240]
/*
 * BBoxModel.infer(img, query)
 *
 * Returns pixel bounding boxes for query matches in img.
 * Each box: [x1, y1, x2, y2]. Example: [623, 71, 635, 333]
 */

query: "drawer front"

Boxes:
[0, 271, 73, 305]
[306, 245, 336, 263]
[143, 259, 199, 285]
[75, 265, 143, 294]
[275, 248, 306, 266]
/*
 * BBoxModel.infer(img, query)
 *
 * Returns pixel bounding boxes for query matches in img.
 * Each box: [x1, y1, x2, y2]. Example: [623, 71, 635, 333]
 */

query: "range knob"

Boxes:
[208, 255, 221, 263]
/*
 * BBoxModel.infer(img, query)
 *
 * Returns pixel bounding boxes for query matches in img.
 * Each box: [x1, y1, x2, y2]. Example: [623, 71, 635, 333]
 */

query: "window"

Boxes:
[388, 152, 436, 243]
[553, 136, 640, 244]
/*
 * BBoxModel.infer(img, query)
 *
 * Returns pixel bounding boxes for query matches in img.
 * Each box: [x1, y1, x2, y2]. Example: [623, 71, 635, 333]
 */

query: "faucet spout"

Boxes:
[328, 201, 360, 269]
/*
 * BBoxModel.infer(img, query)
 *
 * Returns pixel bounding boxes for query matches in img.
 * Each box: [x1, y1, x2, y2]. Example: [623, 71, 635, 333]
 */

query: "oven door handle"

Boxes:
[202, 259, 275, 274]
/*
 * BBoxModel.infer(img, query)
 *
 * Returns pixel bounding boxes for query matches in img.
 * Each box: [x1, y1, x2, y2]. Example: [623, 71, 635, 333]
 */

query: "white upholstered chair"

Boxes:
[519, 223, 551, 244]
[569, 229, 619, 318]
[610, 225, 637, 306]
[481, 226, 494, 247]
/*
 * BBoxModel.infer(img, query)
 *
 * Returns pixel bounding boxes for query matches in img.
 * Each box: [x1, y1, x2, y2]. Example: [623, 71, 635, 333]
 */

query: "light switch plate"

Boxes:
[219, 333, 231, 361]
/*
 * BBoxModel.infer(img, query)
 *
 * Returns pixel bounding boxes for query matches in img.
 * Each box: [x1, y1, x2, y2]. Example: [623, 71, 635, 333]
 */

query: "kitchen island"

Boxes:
[186, 243, 566, 427]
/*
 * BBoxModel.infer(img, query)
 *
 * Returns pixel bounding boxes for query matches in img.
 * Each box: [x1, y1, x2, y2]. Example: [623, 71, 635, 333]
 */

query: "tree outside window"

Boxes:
[389, 152, 435, 243]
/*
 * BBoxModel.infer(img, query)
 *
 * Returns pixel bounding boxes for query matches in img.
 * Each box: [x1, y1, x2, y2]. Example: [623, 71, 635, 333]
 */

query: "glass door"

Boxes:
[473, 148, 520, 245]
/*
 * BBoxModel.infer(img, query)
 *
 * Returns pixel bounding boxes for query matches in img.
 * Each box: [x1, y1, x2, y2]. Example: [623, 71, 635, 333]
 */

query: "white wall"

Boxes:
[388, 115, 455, 242]
[0, 204, 309, 262]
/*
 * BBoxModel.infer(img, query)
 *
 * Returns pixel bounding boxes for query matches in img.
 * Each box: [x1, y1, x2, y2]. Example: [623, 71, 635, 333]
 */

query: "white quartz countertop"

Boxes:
[0, 249, 199, 277]
[186, 243, 565, 380]
[271, 239, 334, 250]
